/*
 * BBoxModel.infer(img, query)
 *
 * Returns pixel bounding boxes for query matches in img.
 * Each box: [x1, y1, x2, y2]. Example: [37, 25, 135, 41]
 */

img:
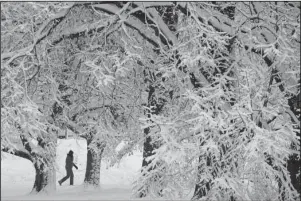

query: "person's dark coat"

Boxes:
[65, 151, 78, 170]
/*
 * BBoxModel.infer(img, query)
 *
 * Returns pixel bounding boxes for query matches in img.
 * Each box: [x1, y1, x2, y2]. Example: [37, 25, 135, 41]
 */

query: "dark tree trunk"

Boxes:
[192, 154, 212, 200]
[2, 147, 56, 194]
[139, 84, 165, 198]
[31, 162, 56, 194]
[84, 137, 106, 187]
[142, 127, 153, 169]
[286, 93, 301, 197]
[287, 154, 301, 195]
[32, 162, 48, 193]
[31, 138, 57, 193]
[139, 127, 162, 197]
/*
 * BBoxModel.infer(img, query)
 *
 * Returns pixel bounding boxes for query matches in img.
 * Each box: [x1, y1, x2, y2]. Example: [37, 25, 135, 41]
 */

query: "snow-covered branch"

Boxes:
[2, 3, 75, 63]
[133, 3, 177, 46]
[1, 147, 33, 162]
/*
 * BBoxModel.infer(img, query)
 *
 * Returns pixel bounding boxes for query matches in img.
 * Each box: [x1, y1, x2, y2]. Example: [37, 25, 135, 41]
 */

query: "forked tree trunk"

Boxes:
[84, 138, 106, 187]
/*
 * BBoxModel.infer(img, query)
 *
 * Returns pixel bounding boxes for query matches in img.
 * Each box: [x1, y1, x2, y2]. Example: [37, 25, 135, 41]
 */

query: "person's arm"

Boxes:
[73, 163, 78, 169]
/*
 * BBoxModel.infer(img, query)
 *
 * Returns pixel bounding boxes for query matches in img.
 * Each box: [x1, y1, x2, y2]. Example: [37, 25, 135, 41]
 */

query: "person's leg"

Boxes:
[59, 168, 71, 184]
[70, 169, 74, 185]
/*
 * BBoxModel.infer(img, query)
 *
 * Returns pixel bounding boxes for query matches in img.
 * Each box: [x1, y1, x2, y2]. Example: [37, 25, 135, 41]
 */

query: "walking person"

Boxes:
[58, 150, 78, 186]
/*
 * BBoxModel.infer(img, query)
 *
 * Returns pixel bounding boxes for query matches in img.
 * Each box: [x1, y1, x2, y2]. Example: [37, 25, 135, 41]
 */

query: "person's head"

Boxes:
[68, 150, 73, 156]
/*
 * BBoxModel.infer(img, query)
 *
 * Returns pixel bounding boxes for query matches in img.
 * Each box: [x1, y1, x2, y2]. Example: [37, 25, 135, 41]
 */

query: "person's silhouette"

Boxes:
[58, 150, 78, 185]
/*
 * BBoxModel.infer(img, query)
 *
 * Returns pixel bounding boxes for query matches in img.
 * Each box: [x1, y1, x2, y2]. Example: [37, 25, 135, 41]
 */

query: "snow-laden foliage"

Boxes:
[1, 1, 299, 199]
[1, 2, 73, 193]
[121, 2, 300, 200]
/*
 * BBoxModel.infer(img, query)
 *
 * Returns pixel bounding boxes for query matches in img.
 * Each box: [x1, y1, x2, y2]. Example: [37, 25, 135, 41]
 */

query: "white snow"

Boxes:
[1, 138, 143, 200]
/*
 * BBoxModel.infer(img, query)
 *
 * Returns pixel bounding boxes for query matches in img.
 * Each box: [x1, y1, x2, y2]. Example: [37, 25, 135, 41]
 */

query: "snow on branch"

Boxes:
[134, 2, 174, 8]
[92, 3, 159, 48]
[71, 105, 113, 122]
[178, 2, 235, 35]
[1, 147, 33, 162]
[133, 3, 177, 46]
[1, 3, 75, 63]
[109, 140, 137, 166]
[92, 3, 121, 15]
[285, 108, 300, 125]
[51, 20, 112, 46]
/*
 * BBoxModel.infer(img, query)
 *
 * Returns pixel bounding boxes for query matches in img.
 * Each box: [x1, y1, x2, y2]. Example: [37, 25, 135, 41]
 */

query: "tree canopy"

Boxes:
[1, 2, 300, 200]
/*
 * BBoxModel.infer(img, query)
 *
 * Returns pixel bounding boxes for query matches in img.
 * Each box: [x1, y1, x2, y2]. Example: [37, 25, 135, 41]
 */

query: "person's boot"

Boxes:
[58, 180, 62, 186]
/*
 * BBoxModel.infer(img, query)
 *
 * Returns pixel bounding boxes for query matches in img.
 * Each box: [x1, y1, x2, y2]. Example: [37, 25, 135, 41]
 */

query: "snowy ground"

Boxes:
[1, 139, 144, 200]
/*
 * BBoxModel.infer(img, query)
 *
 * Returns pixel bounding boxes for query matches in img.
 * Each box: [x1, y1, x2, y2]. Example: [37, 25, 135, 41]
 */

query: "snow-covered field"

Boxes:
[1, 139, 143, 200]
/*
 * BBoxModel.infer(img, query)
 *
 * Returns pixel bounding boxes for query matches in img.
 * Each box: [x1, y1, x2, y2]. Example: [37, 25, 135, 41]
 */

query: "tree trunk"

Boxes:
[84, 137, 106, 188]
[32, 162, 47, 193]
[287, 154, 301, 195]
[31, 160, 56, 194]
[31, 130, 57, 194]
[139, 127, 161, 197]
[286, 93, 301, 197]
[139, 85, 165, 198]
[142, 129, 155, 168]
[2, 147, 56, 194]
[192, 155, 212, 200]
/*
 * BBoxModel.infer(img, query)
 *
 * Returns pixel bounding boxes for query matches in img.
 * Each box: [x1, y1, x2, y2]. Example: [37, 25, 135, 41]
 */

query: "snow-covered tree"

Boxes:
[0, 2, 72, 193]
[87, 2, 300, 200]
[40, 5, 146, 188]
[139, 2, 300, 200]
[2, 2, 299, 200]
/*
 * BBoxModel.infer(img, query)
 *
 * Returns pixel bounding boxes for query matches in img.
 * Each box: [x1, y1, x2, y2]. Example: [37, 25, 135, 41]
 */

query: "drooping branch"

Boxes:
[2, 127, 45, 164]
[1, 148, 33, 162]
